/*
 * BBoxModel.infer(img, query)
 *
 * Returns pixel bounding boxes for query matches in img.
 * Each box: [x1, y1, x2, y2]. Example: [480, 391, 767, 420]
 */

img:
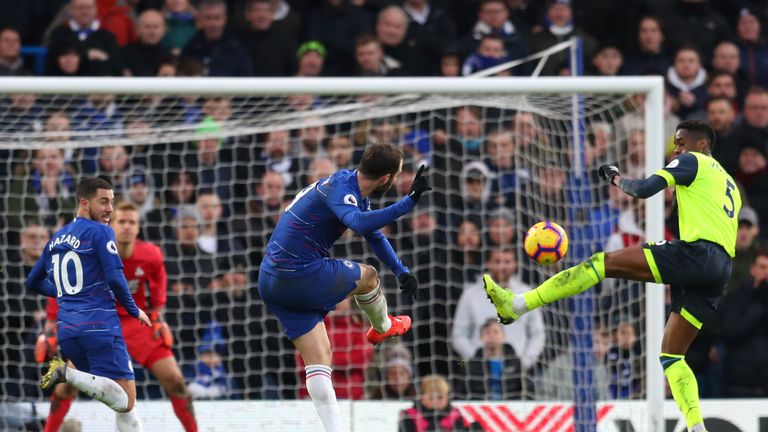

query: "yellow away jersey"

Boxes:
[654, 152, 741, 257]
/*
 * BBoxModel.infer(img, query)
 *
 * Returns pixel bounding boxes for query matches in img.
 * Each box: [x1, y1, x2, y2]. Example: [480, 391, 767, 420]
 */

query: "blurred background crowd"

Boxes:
[1, 0, 768, 419]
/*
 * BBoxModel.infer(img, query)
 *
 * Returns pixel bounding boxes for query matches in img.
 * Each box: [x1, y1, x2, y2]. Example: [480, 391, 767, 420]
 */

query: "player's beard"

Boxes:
[371, 176, 395, 197]
[88, 207, 108, 224]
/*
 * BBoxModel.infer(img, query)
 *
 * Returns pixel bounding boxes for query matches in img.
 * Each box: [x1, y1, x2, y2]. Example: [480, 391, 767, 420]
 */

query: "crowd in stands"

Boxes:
[1, 0, 768, 415]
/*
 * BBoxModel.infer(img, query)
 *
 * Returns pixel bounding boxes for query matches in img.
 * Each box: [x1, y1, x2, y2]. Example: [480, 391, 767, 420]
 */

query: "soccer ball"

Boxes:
[523, 221, 568, 265]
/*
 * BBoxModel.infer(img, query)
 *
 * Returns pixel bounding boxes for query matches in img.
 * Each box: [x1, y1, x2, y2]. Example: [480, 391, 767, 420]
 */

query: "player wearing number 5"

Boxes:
[25, 177, 151, 432]
[484, 120, 740, 432]
[259, 143, 430, 432]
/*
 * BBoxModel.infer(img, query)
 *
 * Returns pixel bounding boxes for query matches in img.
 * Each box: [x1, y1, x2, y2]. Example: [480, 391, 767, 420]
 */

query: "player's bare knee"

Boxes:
[167, 374, 189, 398]
[357, 264, 379, 294]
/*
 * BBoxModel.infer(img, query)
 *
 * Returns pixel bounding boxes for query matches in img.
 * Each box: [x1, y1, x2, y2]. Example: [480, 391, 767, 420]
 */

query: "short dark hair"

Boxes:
[355, 34, 380, 49]
[705, 95, 733, 109]
[484, 246, 515, 264]
[676, 120, 716, 151]
[76, 177, 113, 201]
[755, 248, 768, 263]
[480, 317, 502, 333]
[358, 143, 403, 179]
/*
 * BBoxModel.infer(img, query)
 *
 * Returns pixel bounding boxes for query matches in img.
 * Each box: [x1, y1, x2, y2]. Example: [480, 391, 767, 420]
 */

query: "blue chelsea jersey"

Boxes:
[261, 170, 371, 276]
[45, 217, 125, 340]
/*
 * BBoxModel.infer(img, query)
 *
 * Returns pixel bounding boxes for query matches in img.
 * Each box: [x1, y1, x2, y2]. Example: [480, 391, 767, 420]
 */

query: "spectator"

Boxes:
[7, 147, 77, 231]
[707, 71, 739, 113]
[0, 28, 28, 75]
[449, 218, 483, 285]
[305, 157, 336, 185]
[164, 209, 221, 294]
[707, 96, 739, 174]
[195, 190, 247, 292]
[452, 160, 496, 225]
[398, 375, 482, 432]
[254, 129, 299, 188]
[402, 0, 456, 74]
[607, 321, 642, 399]
[95, 144, 131, 194]
[452, 248, 545, 372]
[295, 40, 325, 77]
[122, 9, 172, 77]
[306, 0, 370, 76]
[354, 34, 402, 76]
[589, 42, 623, 76]
[184, 115, 236, 202]
[735, 143, 768, 236]
[461, 34, 509, 76]
[269, 0, 301, 39]
[71, 94, 124, 173]
[484, 129, 521, 207]
[660, 0, 730, 62]
[376, 5, 429, 76]
[439, 50, 461, 77]
[732, 87, 768, 157]
[46, 0, 123, 76]
[46, 42, 83, 76]
[2, 222, 51, 399]
[535, 329, 611, 400]
[245, 170, 286, 267]
[735, 6, 768, 89]
[162, 0, 196, 56]
[95, 0, 135, 47]
[461, 0, 527, 67]
[623, 16, 669, 76]
[728, 207, 765, 292]
[666, 45, 708, 120]
[145, 170, 198, 242]
[453, 318, 525, 400]
[296, 298, 373, 400]
[369, 347, 417, 400]
[711, 41, 749, 104]
[326, 135, 355, 170]
[121, 167, 157, 220]
[486, 209, 515, 248]
[239, 0, 297, 77]
[720, 249, 768, 397]
[185, 321, 235, 399]
[529, 0, 597, 76]
[298, 119, 326, 161]
[180, 0, 253, 77]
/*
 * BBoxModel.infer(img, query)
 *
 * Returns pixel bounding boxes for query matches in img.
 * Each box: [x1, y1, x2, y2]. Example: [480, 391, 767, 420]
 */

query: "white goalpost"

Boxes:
[0, 76, 665, 431]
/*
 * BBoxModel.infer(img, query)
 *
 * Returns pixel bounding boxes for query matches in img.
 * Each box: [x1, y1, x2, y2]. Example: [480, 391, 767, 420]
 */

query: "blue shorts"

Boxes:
[60, 335, 135, 380]
[258, 258, 362, 340]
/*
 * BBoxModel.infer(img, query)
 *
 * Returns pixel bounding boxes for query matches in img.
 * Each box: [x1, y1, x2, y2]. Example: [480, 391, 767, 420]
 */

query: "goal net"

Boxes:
[0, 77, 664, 430]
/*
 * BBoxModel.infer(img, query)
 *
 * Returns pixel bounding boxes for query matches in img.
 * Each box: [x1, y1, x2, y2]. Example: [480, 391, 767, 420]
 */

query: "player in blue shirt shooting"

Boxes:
[259, 143, 430, 432]
[26, 177, 151, 432]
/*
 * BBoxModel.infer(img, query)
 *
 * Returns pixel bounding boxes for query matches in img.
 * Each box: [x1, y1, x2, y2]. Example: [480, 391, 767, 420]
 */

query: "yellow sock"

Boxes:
[523, 252, 605, 310]
[661, 354, 703, 429]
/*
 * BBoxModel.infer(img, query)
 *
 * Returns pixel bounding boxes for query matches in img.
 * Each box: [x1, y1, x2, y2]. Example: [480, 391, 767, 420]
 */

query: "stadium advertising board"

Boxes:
[9, 399, 767, 431]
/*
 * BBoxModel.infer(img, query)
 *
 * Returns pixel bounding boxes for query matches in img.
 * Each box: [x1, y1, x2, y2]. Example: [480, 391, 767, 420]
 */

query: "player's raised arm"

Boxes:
[324, 147, 431, 234]
[599, 151, 698, 199]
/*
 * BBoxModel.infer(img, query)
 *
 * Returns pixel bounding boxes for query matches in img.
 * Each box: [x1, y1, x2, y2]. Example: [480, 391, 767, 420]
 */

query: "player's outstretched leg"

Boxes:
[41, 362, 127, 411]
[352, 264, 412, 344]
[485, 252, 606, 324]
[45, 382, 77, 432]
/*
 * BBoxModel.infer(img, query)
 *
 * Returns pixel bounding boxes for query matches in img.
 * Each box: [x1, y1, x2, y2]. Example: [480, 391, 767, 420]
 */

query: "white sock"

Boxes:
[513, 294, 529, 317]
[305, 365, 343, 432]
[689, 423, 707, 432]
[115, 407, 143, 432]
[65, 368, 129, 412]
[355, 281, 391, 333]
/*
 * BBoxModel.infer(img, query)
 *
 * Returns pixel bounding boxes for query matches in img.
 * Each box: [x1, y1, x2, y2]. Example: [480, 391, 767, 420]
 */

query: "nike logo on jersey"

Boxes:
[49, 234, 81, 251]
